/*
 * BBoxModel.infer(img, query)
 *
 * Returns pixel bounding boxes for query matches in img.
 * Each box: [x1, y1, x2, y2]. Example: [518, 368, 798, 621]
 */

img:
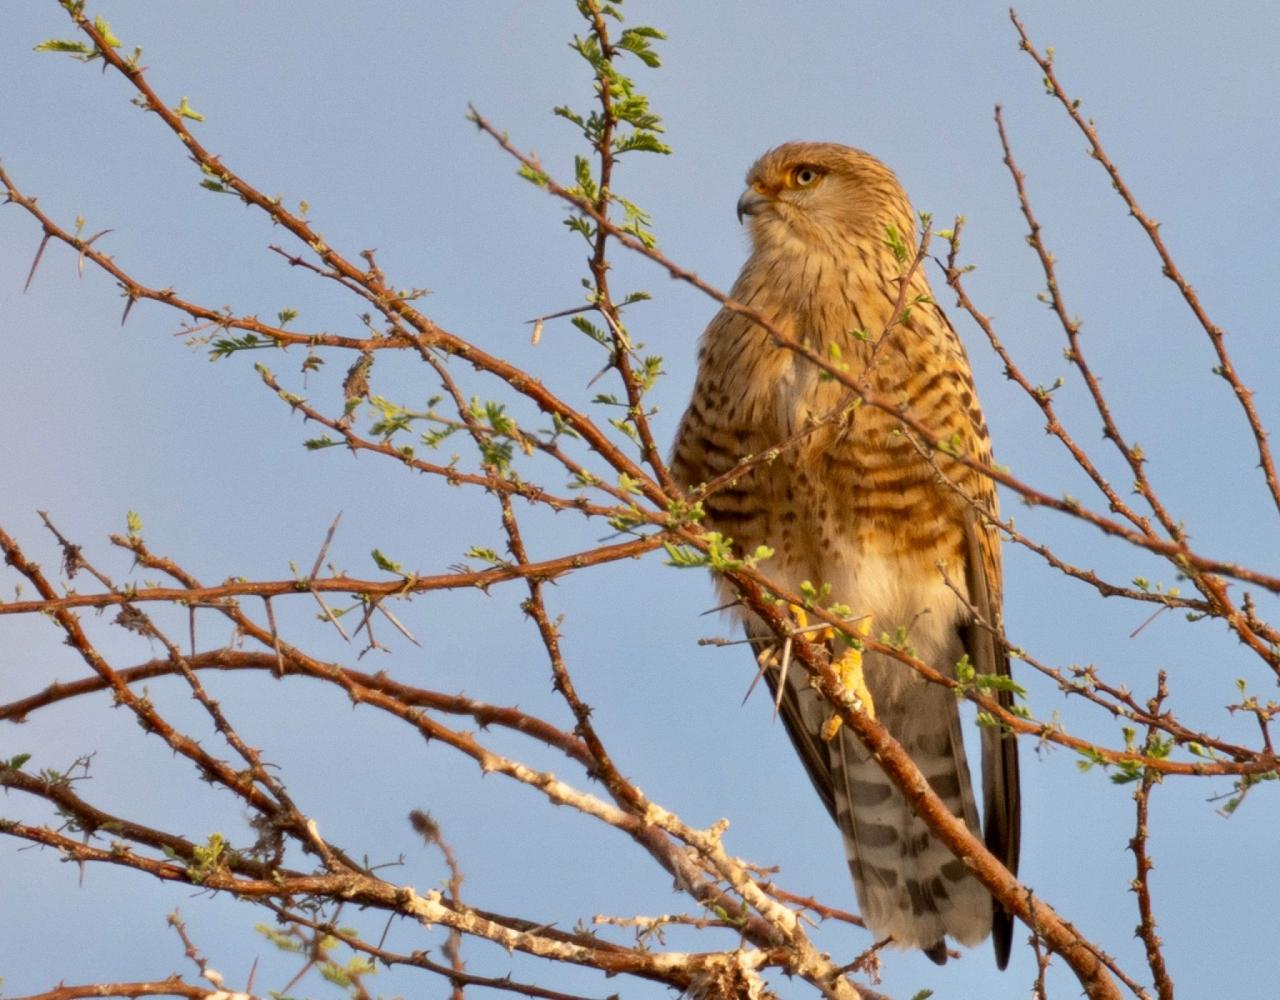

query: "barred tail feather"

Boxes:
[768, 643, 993, 960]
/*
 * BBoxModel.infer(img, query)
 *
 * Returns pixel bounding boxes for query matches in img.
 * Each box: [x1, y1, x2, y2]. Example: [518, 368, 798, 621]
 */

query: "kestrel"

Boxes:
[671, 143, 1020, 966]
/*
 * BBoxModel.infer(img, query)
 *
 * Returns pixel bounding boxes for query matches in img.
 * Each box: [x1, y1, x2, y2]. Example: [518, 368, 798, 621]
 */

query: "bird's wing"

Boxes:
[759, 633, 837, 821]
[963, 506, 1021, 969]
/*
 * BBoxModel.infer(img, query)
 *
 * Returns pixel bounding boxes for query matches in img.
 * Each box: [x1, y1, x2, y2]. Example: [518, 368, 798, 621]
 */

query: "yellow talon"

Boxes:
[788, 603, 834, 641]
[822, 617, 876, 738]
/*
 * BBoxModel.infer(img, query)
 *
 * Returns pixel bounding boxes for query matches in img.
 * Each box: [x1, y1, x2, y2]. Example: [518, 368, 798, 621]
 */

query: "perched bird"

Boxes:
[671, 143, 1020, 967]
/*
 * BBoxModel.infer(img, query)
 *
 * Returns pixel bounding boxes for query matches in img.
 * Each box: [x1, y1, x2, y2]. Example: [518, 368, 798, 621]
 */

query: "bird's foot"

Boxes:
[820, 616, 876, 737]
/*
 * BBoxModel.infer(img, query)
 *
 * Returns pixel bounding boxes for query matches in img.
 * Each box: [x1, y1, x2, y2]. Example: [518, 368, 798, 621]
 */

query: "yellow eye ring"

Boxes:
[792, 166, 821, 187]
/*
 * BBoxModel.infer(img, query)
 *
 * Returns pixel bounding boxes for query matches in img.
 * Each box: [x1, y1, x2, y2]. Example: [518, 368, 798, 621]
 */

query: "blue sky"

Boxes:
[2, 3, 1278, 999]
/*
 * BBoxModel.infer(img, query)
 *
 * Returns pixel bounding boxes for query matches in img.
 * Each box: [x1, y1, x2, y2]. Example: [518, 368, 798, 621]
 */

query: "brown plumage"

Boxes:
[671, 143, 1020, 966]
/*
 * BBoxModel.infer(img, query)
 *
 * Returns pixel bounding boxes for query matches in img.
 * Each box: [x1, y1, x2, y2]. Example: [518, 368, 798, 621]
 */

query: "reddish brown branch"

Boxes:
[1130, 679, 1175, 1000]
[0, 531, 669, 617]
[6, 979, 232, 1000]
[1010, 9, 1280, 519]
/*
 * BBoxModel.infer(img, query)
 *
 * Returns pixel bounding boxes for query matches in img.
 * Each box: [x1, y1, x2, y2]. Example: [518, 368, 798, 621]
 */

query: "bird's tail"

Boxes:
[772, 650, 993, 960]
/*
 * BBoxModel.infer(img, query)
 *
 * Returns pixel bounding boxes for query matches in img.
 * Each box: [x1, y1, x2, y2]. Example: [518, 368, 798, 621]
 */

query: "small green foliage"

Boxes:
[662, 540, 705, 568]
[1, 753, 32, 772]
[93, 15, 121, 48]
[607, 505, 646, 533]
[881, 625, 914, 654]
[609, 415, 640, 443]
[34, 38, 93, 56]
[1075, 746, 1107, 773]
[634, 355, 663, 393]
[517, 162, 551, 187]
[1219, 770, 1278, 815]
[911, 991, 935, 1000]
[551, 2, 669, 267]
[186, 833, 229, 883]
[614, 191, 660, 246]
[974, 673, 1027, 697]
[818, 341, 849, 382]
[553, 105, 586, 130]
[303, 436, 342, 450]
[319, 956, 376, 988]
[125, 510, 144, 537]
[663, 532, 771, 572]
[369, 395, 416, 439]
[798, 579, 831, 608]
[174, 96, 205, 122]
[256, 923, 305, 954]
[371, 549, 404, 575]
[664, 498, 704, 528]
[277, 308, 299, 327]
[420, 425, 458, 449]
[936, 430, 965, 456]
[468, 397, 520, 473]
[616, 472, 643, 496]
[464, 547, 506, 567]
[572, 155, 599, 200]
[210, 332, 272, 359]
[617, 25, 666, 67]
[570, 315, 611, 346]
[883, 223, 910, 264]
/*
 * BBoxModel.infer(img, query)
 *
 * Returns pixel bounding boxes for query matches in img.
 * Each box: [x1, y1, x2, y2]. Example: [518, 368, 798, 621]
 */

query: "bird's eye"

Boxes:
[792, 166, 821, 187]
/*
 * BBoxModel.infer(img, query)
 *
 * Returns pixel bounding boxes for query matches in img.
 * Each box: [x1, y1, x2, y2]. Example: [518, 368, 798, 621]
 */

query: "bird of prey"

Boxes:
[670, 142, 1020, 967]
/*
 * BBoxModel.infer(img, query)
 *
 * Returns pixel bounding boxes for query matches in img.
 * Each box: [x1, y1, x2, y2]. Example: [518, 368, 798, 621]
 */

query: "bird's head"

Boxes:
[736, 142, 912, 250]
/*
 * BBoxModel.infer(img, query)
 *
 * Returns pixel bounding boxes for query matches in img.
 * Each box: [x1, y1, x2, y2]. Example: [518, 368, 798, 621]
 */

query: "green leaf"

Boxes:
[371, 549, 404, 575]
[2, 753, 32, 772]
[617, 26, 665, 68]
[174, 96, 205, 122]
[553, 105, 586, 129]
[662, 541, 707, 568]
[464, 547, 504, 566]
[93, 15, 121, 48]
[883, 223, 909, 263]
[34, 39, 93, 55]
[972, 673, 1027, 697]
[126, 510, 144, 536]
[570, 315, 610, 346]
[210, 332, 269, 358]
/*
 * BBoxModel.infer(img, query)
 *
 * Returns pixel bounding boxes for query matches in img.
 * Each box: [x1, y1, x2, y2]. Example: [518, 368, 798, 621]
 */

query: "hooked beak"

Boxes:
[736, 186, 769, 224]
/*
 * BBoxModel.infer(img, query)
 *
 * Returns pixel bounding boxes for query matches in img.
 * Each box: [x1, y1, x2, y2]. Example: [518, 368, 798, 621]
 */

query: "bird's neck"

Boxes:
[734, 234, 925, 363]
